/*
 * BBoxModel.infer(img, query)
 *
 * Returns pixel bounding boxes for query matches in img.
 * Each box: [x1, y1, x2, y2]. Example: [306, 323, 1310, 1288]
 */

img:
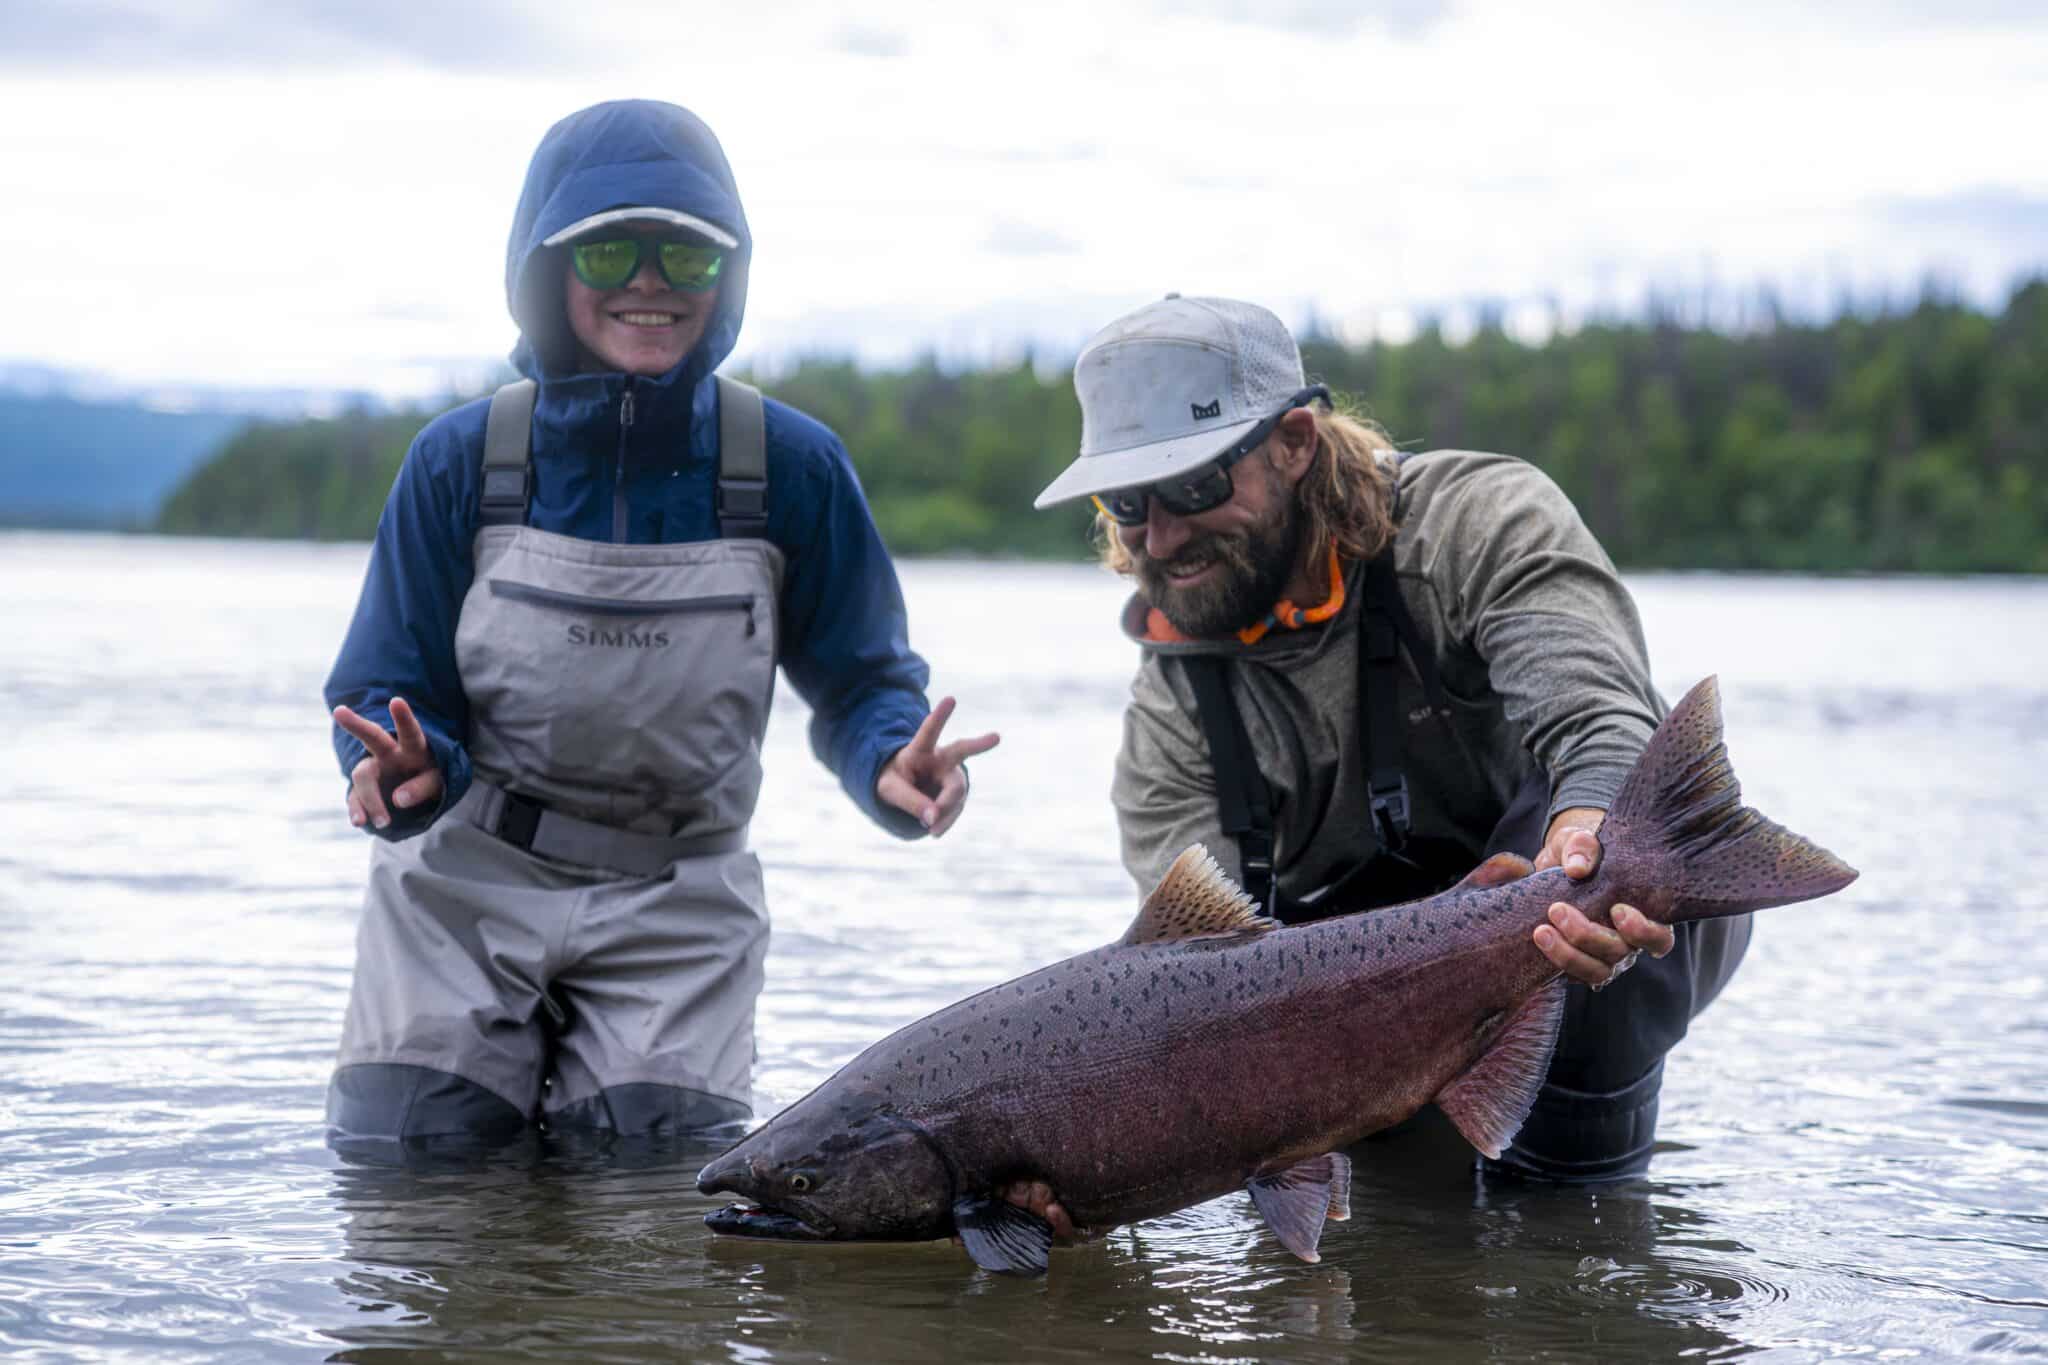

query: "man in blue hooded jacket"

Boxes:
[321, 100, 994, 1151]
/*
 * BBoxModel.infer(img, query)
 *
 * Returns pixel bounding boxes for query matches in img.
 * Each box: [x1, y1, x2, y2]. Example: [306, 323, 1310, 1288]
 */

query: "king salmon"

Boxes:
[696, 677, 1857, 1275]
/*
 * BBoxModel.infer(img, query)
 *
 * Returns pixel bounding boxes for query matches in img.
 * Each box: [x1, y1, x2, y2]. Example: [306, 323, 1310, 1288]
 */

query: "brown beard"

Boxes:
[1136, 472, 1305, 638]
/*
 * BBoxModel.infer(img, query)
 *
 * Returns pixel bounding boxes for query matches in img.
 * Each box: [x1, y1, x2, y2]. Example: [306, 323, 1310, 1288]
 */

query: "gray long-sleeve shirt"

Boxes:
[1111, 450, 1664, 900]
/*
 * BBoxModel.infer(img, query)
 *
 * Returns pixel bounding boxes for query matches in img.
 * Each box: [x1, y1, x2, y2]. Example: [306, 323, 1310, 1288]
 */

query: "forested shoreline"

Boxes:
[157, 281, 2048, 572]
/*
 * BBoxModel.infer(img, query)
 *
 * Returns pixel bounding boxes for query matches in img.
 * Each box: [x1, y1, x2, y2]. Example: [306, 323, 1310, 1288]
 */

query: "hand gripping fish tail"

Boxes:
[697, 675, 1857, 1277]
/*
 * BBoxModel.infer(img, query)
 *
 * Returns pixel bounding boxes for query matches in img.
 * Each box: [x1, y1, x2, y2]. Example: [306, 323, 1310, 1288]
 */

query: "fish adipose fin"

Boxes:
[1121, 845, 1278, 945]
[1246, 1151, 1353, 1263]
[1605, 676, 1859, 923]
[1435, 980, 1567, 1159]
[952, 1195, 1054, 1277]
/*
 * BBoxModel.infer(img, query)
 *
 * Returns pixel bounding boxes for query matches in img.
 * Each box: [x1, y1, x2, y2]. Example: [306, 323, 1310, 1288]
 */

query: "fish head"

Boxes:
[696, 1097, 954, 1243]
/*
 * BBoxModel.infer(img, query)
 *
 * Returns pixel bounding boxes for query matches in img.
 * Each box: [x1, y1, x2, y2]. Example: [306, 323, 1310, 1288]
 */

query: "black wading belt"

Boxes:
[479, 374, 769, 536]
[1185, 543, 1460, 920]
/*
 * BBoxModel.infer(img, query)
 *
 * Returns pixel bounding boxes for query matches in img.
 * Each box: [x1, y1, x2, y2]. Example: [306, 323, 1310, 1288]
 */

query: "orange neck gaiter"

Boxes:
[1143, 543, 1345, 645]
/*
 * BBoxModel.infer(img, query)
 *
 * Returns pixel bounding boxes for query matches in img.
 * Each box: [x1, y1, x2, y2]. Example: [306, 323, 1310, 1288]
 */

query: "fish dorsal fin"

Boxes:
[1121, 845, 1276, 946]
[1435, 980, 1567, 1159]
[1454, 852, 1536, 890]
[1246, 1151, 1353, 1263]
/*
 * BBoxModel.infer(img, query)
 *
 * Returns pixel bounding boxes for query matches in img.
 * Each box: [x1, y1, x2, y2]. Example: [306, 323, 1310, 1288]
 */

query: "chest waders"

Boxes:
[1180, 542, 1750, 1183]
[328, 376, 784, 1156]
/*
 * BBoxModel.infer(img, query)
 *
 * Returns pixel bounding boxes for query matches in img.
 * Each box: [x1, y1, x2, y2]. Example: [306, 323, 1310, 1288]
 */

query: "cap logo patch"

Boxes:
[1190, 399, 1222, 420]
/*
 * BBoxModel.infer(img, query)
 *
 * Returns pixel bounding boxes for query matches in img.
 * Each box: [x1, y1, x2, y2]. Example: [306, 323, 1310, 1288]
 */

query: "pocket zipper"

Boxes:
[488, 579, 755, 635]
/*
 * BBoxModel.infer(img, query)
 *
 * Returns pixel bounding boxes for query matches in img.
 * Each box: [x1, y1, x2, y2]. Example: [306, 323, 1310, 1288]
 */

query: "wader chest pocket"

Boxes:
[488, 579, 756, 635]
[464, 567, 779, 822]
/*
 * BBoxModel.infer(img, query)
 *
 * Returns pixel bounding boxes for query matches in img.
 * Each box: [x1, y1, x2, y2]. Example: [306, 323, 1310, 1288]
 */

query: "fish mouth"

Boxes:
[703, 1202, 834, 1241]
[698, 1158, 838, 1241]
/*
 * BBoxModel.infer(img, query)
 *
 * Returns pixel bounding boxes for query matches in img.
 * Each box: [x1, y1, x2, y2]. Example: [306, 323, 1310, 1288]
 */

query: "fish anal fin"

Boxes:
[1120, 844, 1276, 945]
[1246, 1150, 1353, 1262]
[1435, 981, 1566, 1159]
[1454, 852, 1537, 890]
[952, 1195, 1053, 1277]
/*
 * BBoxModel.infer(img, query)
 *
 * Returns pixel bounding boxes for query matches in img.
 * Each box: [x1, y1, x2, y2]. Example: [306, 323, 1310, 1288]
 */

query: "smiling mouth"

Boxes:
[1163, 557, 1217, 583]
[612, 310, 684, 327]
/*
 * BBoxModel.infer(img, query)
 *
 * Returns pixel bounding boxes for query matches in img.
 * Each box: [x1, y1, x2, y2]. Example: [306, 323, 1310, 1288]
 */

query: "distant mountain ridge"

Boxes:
[0, 366, 408, 528]
[0, 394, 253, 526]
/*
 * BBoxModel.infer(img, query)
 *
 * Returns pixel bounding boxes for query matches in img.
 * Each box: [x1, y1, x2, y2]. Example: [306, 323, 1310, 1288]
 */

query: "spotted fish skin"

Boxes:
[697, 677, 1856, 1269]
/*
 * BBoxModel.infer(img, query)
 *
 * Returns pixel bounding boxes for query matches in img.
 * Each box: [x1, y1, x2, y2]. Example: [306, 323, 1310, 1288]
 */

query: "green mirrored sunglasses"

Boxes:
[569, 238, 726, 293]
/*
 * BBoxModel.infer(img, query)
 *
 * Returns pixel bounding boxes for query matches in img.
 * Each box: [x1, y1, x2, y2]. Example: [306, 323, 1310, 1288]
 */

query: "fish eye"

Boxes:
[788, 1171, 818, 1194]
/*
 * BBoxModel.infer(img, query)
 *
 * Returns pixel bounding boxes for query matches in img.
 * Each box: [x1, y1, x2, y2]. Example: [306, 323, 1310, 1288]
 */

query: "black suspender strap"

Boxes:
[1184, 654, 1278, 914]
[715, 374, 769, 538]
[479, 379, 536, 527]
[1358, 548, 1413, 853]
[1364, 539, 1454, 717]
[1358, 538, 1465, 855]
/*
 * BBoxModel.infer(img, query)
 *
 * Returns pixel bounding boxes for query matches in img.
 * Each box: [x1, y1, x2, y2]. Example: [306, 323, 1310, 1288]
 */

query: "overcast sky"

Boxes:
[2, 0, 2044, 400]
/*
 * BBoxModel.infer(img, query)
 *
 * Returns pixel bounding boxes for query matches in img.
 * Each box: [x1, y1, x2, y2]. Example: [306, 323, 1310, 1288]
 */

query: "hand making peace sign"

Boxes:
[333, 697, 445, 830]
[874, 696, 1000, 838]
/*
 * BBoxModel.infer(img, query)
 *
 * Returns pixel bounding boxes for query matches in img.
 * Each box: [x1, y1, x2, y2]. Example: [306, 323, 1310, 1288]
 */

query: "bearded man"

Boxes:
[1031, 294, 1751, 1182]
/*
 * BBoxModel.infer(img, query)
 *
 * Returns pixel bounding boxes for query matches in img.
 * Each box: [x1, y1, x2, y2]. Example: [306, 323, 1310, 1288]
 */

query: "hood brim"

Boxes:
[540, 206, 740, 251]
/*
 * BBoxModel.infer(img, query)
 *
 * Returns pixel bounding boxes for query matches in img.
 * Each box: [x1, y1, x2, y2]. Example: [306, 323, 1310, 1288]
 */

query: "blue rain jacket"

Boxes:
[324, 100, 931, 839]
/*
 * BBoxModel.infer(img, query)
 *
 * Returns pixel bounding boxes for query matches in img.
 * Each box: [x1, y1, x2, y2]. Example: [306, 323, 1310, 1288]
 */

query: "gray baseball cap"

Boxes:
[1033, 294, 1307, 509]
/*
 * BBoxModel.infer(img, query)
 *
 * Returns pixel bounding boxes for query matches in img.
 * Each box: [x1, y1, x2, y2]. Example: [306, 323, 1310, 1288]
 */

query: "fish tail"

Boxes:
[1603, 676, 1857, 923]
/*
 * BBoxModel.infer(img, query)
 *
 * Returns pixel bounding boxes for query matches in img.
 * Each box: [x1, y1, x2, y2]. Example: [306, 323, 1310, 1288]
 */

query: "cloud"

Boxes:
[0, 0, 589, 72]
[983, 222, 1083, 257]
[989, 142, 1101, 166]
[1802, 0, 2045, 26]
[827, 23, 910, 58]
[1159, 0, 1454, 39]
[1879, 188, 2048, 247]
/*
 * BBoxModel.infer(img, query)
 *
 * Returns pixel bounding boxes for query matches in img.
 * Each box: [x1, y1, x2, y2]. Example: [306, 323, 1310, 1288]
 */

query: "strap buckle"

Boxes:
[1369, 775, 1411, 853]
[717, 477, 768, 519]
[480, 466, 530, 522]
[1239, 829, 1277, 915]
[495, 791, 544, 851]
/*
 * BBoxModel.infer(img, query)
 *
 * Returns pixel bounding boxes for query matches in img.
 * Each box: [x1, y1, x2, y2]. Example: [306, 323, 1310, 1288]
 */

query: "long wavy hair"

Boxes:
[1095, 394, 1401, 574]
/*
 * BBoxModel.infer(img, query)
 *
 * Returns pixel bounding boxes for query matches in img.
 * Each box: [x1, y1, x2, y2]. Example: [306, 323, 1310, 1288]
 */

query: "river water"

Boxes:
[1, 530, 2043, 1363]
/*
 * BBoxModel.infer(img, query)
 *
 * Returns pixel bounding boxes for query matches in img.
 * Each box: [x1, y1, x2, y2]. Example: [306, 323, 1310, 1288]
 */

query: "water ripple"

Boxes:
[3, 541, 2047, 1362]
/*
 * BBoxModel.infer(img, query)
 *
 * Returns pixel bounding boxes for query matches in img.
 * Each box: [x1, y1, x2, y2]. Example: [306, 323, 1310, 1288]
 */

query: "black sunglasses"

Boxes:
[1092, 385, 1331, 526]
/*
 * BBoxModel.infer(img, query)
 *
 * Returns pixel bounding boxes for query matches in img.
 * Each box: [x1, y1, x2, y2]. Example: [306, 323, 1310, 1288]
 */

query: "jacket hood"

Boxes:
[504, 99, 751, 388]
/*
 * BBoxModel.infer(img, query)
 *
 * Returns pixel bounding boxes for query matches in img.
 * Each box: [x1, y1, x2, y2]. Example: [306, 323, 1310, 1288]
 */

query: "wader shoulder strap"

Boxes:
[1182, 655, 1277, 914]
[479, 379, 537, 527]
[714, 374, 769, 539]
[476, 376, 768, 537]
[1180, 538, 1457, 906]
[1357, 543, 1459, 852]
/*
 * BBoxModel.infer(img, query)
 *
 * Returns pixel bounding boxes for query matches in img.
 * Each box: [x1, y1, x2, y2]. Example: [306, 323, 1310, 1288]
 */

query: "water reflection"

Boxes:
[319, 1114, 1762, 1364]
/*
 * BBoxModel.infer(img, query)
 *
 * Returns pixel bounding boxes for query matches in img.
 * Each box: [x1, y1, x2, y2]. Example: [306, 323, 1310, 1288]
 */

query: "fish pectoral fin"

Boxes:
[952, 1195, 1054, 1277]
[1120, 845, 1277, 945]
[1246, 1151, 1353, 1263]
[1453, 852, 1537, 890]
[1435, 980, 1567, 1159]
